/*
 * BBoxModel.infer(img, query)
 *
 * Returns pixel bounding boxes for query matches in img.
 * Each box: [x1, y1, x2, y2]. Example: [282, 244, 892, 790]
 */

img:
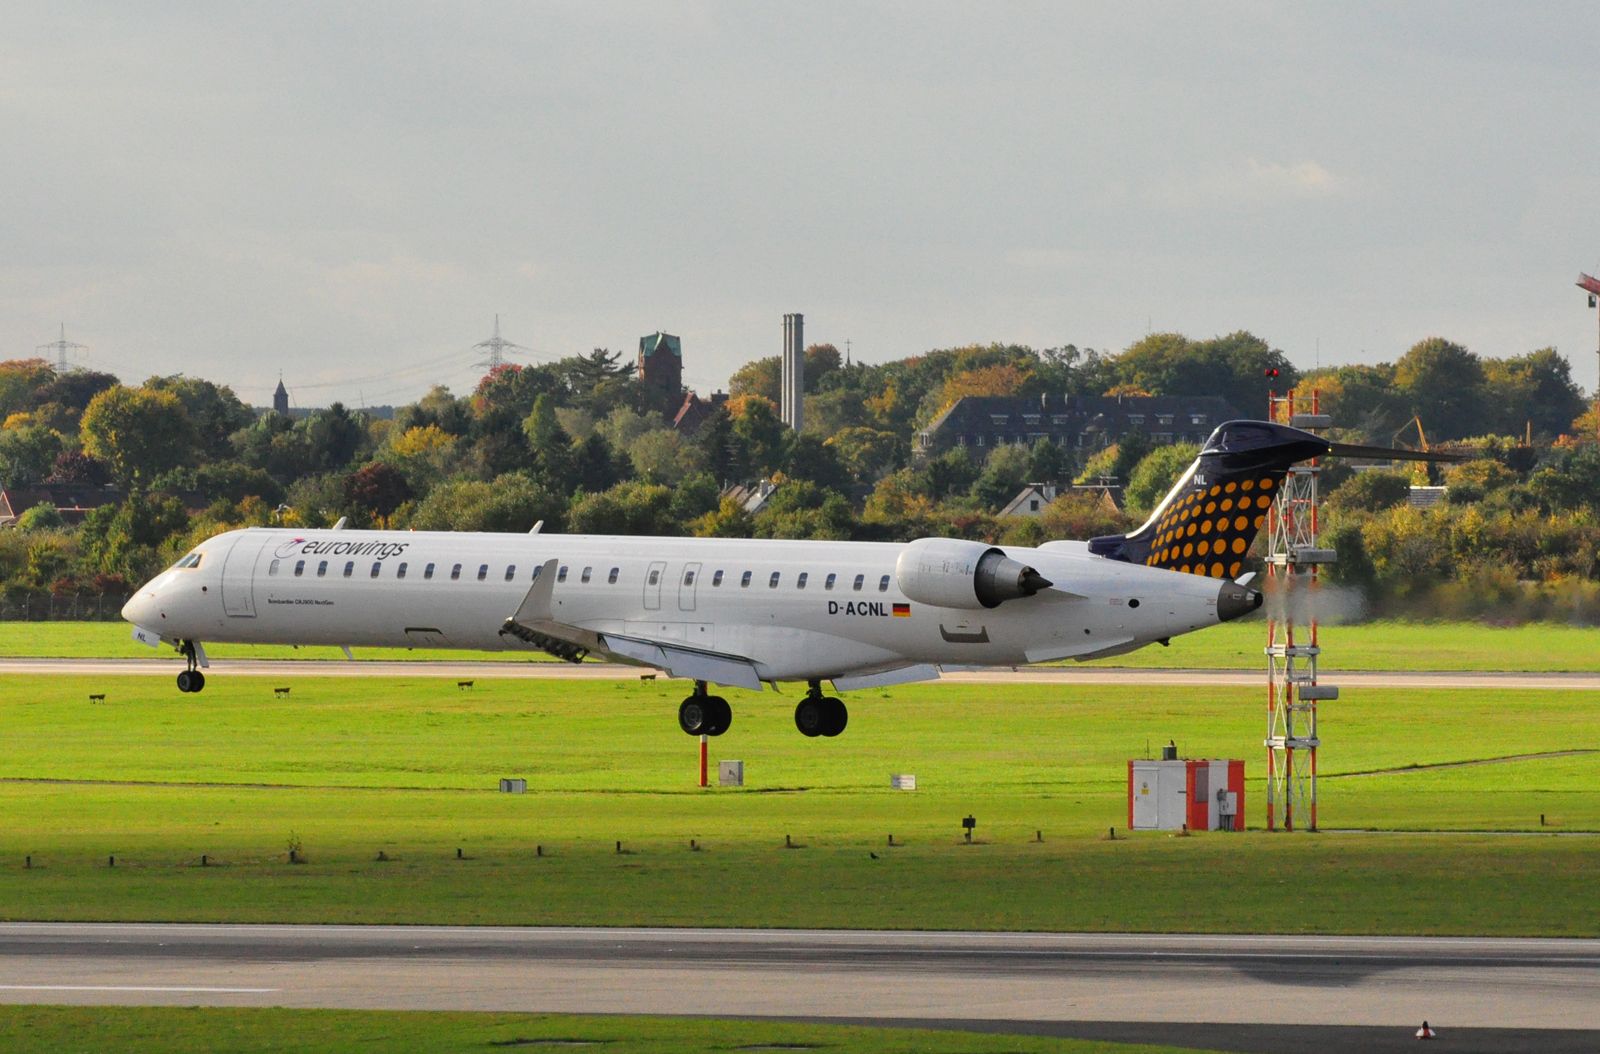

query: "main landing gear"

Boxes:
[794, 681, 847, 738]
[678, 681, 731, 736]
[176, 639, 206, 694]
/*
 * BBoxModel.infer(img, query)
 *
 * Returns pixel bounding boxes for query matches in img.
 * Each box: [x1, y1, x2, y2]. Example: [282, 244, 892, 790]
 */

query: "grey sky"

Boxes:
[4, 2, 1598, 411]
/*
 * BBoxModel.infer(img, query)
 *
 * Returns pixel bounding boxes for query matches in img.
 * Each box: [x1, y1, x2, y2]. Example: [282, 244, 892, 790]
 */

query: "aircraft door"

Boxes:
[643, 560, 667, 611]
[220, 534, 269, 617]
[678, 562, 701, 612]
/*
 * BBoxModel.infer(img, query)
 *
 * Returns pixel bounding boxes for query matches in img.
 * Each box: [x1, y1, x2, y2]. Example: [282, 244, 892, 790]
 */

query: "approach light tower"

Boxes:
[1577, 274, 1600, 439]
[1263, 387, 1338, 831]
[37, 323, 88, 371]
[471, 314, 529, 371]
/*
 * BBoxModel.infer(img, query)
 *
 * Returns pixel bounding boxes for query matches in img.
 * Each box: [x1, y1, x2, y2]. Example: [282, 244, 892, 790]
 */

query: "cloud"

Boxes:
[1148, 157, 1348, 210]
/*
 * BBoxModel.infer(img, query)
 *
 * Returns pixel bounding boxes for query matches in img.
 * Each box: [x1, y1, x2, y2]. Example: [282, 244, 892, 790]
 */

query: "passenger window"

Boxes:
[879, 574, 890, 592]
[505, 565, 517, 581]
[397, 562, 408, 580]
[683, 569, 695, 586]
[531, 565, 542, 580]
[648, 569, 660, 585]
[825, 573, 836, 590]
[370, 561, 381, 578]
[294, 560, 305, 577]
[582, 566, 593, 583]
[558, 565, 569, 583]
[317, 561, 329, 578]
[740, 571, 752, 588]
[424, 563, 435, 580]
[343, 561, 355, 578]
[797, 572, 808, 589]
[712, 570, 724, 587]
[608, 567, 619, 584]
[477, 563, 488, 581]
[769, 572, 780, 588]
[852, 573, 864, 591]
[269, 559, 280, 577]
[450, 564, 462, 581]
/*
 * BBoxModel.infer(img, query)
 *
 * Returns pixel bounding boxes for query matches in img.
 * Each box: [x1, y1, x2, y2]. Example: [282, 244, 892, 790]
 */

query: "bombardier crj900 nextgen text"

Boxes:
[121, 420, 1407, 738]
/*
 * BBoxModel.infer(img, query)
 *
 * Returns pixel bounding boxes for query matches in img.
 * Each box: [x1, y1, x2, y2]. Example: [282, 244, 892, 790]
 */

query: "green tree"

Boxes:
[1327, 470, 1413, 514]
[752, 481, 854, 540]
[567, 481, 678, 535]
[728, 356, 781, 401]
[1124, 443, 1199, 517]
[0, 425, 65, 488]
[408, 473, 564, 532]
[971, 444, 1032, 510]
[522, 395, 576, 492]
[1392, 338, 1486, 440]
[144, 375, 253, 460]
[80, 385, 196, 486]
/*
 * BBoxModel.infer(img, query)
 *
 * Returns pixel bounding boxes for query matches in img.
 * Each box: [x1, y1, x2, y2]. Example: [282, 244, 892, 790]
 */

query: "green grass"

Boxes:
[6, 618, 1599, 671]
[1, 675, 1595, 934]
[0, 1008, 1192, 1054]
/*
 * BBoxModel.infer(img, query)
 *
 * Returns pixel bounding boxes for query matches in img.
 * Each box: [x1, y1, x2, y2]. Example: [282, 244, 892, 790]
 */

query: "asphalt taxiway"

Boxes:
[1, 924, 1597, 1053]
[4, 657, 1598, 690]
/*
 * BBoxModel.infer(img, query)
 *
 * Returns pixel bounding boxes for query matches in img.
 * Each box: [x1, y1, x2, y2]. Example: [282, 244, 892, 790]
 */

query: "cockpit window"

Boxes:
[173, 552, 203, 569]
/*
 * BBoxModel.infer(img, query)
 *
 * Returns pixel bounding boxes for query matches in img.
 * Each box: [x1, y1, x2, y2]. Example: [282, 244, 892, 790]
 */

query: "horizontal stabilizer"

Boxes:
[1326, 441, 1469, 463]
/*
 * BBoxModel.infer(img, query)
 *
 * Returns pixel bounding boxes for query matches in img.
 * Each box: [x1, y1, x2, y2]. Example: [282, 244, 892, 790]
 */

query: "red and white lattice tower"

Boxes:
[1264, 390, 1337, 831]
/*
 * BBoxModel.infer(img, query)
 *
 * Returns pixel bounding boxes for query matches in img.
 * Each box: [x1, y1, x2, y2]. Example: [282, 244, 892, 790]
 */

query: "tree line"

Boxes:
[1, 330, 1596, 622]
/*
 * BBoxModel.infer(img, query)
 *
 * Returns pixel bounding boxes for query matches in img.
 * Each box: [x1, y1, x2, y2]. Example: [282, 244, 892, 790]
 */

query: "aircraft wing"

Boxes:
[501, 558, 765, 690]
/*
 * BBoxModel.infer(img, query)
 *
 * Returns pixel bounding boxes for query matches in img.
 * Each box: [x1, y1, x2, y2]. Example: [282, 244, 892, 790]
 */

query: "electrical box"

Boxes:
[1128, 758, 1244, 831]
[718, 760, 744, 787]
[498, 778, 526, 794]
[890, 774, 917, 790]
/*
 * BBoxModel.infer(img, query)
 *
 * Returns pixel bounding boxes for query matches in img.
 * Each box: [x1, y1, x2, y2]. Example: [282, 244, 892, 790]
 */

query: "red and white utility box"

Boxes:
[1128, 758, 1244, 831]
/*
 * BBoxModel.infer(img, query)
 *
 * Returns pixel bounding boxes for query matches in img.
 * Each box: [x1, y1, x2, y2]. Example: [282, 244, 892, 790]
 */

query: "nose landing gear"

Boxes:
[794, 681, 847, 738]
[176, 640, 206, 693]
[678, 681, 731, 736]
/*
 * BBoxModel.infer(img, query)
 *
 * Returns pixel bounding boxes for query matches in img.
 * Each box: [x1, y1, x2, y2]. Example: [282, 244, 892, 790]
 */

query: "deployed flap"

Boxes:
[500, 558, 599, 662]
[601, 634, 765, 691]
[831, 664, 940, 692]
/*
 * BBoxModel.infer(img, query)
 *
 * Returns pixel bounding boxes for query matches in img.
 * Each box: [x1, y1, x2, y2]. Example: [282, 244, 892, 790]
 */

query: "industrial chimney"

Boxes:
[781, 313, 804, 431]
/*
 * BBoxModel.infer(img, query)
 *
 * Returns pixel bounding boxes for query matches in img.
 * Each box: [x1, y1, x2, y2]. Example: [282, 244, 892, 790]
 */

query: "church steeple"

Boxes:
[272, 375, 289, 415]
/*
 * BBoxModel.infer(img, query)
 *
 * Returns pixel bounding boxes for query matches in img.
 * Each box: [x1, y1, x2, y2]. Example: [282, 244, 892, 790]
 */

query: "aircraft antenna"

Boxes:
[37, 323, 89, 372]
[471, 314, 530, 372]
[1262, 387, 1337, 831]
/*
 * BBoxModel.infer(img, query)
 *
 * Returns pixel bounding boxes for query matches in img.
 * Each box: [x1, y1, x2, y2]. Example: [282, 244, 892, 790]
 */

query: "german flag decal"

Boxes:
[892, 603, 911, 617]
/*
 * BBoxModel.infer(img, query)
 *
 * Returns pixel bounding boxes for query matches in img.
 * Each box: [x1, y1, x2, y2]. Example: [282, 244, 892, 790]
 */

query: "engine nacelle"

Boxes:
[894, 537, 1053, 610]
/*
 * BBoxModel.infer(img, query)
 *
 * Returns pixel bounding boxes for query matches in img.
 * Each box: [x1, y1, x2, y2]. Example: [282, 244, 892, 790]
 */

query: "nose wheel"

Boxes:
[678, 681, 731, 736]
[176, 640, 206, 693]
[794, 682, 847, 737]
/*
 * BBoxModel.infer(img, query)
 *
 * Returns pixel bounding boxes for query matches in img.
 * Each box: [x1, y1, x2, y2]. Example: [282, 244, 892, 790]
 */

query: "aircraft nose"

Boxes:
[1217, 580, 1263, 623]
[121, 591, 156, 625]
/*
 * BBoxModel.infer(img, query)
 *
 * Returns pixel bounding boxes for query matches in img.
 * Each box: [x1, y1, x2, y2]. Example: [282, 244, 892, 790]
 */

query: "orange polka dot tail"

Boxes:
[1087, 419, 1332, 580]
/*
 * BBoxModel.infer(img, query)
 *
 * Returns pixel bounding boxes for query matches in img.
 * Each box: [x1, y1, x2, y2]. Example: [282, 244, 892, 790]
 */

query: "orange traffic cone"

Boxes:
[1415, 1020, 1436, 1040]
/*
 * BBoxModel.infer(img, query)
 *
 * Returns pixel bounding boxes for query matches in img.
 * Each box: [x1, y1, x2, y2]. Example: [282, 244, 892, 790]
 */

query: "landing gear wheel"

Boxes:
[176, 640, 206, 693]
[702, 696, 732, 737]
[819, 697, 848, 738]
[678, 697, 709, 736]
[794, 698, 824, 737]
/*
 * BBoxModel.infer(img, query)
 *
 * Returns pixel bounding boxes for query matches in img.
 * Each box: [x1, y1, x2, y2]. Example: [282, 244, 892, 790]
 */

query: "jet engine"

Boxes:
[894, 538, 1053, 610]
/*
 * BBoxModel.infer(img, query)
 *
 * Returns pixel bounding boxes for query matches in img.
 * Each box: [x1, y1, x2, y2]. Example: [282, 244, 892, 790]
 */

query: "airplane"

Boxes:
[121, 419, 1442, 738]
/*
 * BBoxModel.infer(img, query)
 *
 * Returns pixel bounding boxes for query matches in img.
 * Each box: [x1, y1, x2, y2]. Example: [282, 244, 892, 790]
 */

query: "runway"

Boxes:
[1, 924, 1597, 1053]
[4, 657, 1599, 690]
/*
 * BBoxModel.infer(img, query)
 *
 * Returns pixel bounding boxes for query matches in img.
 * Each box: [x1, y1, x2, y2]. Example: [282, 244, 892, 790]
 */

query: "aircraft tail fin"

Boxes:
[1087, 420, 1469, 579]
[1088, 420, 1328, 579]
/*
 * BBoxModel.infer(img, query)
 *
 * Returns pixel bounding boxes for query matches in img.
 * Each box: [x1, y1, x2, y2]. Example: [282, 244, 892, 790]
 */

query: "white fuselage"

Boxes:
[123, 527, 1236, 686]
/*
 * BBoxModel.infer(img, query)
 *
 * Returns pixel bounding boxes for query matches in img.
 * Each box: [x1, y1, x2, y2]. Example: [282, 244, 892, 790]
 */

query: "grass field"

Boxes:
[1, 674, 1595, 934]
[4, 617, 1598, 670]
[0, 1008, 1189, 1054]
